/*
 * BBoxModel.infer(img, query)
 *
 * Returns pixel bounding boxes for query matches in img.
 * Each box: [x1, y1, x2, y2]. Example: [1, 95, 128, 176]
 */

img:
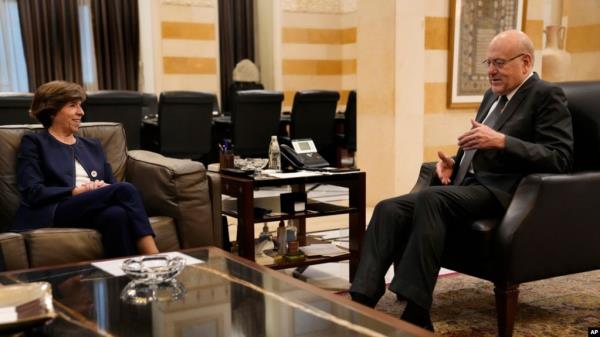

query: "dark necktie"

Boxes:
[453, 95, 508, 185]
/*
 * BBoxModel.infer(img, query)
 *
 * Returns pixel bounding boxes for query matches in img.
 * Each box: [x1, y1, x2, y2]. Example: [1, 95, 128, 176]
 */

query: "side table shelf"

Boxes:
[219, 171, 366, 281]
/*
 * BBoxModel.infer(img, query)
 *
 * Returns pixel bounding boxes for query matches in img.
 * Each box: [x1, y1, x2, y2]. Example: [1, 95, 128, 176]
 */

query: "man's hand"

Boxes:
[436, 151, 454, 185]
[457, 119, 506, 151]
[72, 180, 108, 196]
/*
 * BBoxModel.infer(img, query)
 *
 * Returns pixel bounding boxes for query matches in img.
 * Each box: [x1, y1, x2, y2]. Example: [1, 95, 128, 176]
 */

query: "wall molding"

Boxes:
[282, 0, 357, 14]
[161, 0, 214, 7]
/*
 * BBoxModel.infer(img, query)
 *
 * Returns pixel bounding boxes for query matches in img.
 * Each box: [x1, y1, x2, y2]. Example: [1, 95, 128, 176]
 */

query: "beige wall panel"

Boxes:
[424, 50, 448, 82]
[163, 57, 217, 74]
[566, 24, 600, 53]
[341, 74, 357, 90]
[161, 75, 219, 92]
[566, 53, 600, 80]
[161, 40, 218, 57]
[282, 27, 355, 44]
[160, 4, 216, 22]
[282, 44, 344, 60]
[424, 112, 473, 146]
[424, 144, 459, 162]
[162, 22, 215, 40]
[424, 82, 447, 114]
[525, 20, 544, 50]
[282, 59, 356, 75]
[282, 12, 344, 29]
[563, 0, 600, 26]
[282, 74, 351, 89]
[425, 0, 449, 17]
[424, 17, 448, 50]
[525, 0, 544, 20]
[340, 11, 358, 28]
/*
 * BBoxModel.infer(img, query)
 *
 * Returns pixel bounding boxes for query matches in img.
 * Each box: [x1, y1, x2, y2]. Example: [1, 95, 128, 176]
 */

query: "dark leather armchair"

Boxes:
[231, 90, 284, 158]
[158, 91, 214, 163]
[0, 122, 222, 270]
[410, 81, 600, 337]
[0, 93, 35, 125]
[290, 90, 340, 166]
[83, 91, 144, 149]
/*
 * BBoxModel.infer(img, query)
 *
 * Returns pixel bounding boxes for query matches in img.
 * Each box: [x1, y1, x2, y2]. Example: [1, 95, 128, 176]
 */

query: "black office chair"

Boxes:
[290, 90, 340, 166]
[225, 81, 264, 115]
[82, 91, 144, 149]
[231, 90, 284, 158]
[0, 93, 35, 125]
[158, 91, 214, 163]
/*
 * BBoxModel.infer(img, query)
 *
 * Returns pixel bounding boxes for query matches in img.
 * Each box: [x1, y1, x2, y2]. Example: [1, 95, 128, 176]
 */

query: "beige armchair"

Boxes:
[0, 122, 222, 270]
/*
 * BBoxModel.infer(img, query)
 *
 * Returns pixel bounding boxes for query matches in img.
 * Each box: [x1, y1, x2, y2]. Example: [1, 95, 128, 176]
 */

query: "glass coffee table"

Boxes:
[0, 247, 433, 337]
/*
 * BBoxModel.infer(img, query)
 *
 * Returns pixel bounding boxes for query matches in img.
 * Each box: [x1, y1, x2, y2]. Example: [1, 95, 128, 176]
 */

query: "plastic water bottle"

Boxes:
[268, 135, 281, 170]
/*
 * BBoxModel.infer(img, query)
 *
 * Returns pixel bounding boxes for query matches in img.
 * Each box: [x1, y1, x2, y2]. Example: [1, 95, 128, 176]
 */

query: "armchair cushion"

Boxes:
[0, 233, 28, 270]
[22, 228, 103, 267]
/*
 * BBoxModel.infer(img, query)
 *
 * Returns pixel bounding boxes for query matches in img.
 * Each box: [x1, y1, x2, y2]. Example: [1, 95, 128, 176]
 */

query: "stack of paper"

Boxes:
[300, 244, 348, 257]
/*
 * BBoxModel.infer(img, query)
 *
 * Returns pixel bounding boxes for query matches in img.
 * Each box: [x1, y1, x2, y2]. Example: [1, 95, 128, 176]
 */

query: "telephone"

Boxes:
[280, 139, 329, 169]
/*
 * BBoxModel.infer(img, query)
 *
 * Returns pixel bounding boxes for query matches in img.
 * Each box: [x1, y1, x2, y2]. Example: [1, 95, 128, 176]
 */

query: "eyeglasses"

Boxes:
[482, 53, 525, 69]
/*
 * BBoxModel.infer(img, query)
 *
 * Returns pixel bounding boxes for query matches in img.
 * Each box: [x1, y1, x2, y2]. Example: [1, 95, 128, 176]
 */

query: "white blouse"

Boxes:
[75, 160, 91, 186]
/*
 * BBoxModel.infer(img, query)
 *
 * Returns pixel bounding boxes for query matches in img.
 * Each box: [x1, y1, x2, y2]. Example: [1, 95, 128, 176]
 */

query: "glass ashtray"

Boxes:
[121, 255, 185, 285]
[120, 279, 186, 305]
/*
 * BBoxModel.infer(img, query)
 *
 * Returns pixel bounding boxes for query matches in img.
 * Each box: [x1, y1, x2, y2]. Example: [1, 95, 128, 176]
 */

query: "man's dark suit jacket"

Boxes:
[10, 131, 115, 231]
[453, 73, 574, 207]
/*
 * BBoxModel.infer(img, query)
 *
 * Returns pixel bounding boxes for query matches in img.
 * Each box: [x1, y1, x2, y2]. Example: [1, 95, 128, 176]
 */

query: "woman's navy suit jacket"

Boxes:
[11, 131, 115, 231]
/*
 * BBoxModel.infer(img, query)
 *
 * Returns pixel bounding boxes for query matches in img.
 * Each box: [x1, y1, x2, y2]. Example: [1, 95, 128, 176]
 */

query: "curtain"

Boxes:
[218, 0, 255, 112]
[90, 0, 139, 90]
[0, 0, 28, 92]
[18, 0, 83, 91]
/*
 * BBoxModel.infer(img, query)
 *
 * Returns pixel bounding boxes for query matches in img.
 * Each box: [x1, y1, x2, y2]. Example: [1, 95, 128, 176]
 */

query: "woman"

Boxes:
[10, 81, 159, 258]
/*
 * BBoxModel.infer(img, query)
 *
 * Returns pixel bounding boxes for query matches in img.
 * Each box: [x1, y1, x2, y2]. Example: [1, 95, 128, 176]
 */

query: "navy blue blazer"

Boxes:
[11, 131, 116, 231]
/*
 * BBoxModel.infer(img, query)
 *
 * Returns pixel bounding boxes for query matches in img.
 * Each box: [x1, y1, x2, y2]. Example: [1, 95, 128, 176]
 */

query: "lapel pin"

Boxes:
[91, 170, 98, 178]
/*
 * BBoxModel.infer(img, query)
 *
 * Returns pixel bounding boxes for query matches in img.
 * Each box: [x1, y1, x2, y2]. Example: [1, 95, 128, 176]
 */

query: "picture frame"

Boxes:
[448, 0, 527, 108]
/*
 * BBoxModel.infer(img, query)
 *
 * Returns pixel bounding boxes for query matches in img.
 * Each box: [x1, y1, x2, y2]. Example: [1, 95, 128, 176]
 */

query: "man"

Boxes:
[349, 30, 573, 331]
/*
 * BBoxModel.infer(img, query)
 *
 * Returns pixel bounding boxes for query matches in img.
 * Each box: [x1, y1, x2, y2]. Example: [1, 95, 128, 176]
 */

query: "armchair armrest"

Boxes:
[496, 172, 600, 283]
[410, 162, 439, 193]
[126, 150, 222, 248]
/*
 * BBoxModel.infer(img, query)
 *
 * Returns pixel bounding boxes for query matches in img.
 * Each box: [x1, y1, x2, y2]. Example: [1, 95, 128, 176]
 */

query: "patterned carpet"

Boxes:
[371, 270, 600, 336]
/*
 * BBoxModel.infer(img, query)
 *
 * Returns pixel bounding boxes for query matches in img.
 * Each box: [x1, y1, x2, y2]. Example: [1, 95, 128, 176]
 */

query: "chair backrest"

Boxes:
[0, 122, 128, 232]
[82, 91, 144, 149]
[556, 81, 600, 172]
[141, 92, 158, 119]
[290, 90, 340, 163]
[158, 91, 214, 161]
[0, 93, 35, 125]
[225, 81, 264, 114]
[231, 90, 284, 158]
[344, 90, 357, 151]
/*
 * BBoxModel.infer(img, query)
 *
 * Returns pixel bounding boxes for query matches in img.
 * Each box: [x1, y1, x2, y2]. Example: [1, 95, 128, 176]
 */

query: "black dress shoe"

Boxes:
[349, 291, 378, 308]
[401, 301, 434, 332]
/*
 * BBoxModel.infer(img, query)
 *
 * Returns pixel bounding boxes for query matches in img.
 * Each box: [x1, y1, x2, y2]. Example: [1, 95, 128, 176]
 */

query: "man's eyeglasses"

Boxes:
[482, 53, 525, 69]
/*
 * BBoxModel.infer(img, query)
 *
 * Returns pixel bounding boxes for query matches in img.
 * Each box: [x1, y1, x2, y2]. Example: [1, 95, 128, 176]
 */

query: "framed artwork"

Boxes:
[448, 0, 527, 108]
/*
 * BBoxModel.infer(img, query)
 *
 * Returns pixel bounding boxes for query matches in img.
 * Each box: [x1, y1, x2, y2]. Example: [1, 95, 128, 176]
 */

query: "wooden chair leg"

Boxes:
[494, 283, 519, 337]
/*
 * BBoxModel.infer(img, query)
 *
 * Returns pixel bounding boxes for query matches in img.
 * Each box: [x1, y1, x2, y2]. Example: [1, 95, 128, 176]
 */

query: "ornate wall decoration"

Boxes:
[448, 0, 526, 108]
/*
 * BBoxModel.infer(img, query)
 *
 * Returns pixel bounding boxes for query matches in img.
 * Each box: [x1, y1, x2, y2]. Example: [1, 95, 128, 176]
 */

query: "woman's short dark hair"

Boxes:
[30, 81, 86, 128]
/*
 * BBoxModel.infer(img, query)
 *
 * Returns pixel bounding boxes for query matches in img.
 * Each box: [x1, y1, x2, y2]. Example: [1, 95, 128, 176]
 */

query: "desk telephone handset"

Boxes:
[280, 139, 329, 169]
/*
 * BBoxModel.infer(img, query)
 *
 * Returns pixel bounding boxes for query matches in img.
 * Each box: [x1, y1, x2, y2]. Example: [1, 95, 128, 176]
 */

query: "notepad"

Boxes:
[300, 244, 347, 257]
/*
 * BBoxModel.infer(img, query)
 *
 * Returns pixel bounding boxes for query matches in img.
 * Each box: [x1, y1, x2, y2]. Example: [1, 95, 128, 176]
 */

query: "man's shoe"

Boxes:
[349, 291, 378, 308]
[400, 301, 434, 332]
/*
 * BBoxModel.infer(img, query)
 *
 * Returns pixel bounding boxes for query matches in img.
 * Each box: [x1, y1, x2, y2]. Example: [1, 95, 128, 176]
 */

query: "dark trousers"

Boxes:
[54, 182, 154, 258]
[349, 179, 505, 310]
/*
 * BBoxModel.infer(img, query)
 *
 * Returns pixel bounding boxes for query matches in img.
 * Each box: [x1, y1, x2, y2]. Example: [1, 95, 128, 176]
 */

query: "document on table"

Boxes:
[300, 243, 348, 257]
[263, 170, 323, 178]
[91, 251, 204, 277]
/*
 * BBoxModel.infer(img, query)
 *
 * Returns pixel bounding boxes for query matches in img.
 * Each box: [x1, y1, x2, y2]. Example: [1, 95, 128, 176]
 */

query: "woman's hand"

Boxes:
[72, 180, 108, 195]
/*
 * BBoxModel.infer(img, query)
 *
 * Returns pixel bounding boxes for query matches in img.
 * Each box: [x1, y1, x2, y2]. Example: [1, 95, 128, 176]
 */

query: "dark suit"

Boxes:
[350, 73, 574, 310]
[11, 130, 154, 257]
